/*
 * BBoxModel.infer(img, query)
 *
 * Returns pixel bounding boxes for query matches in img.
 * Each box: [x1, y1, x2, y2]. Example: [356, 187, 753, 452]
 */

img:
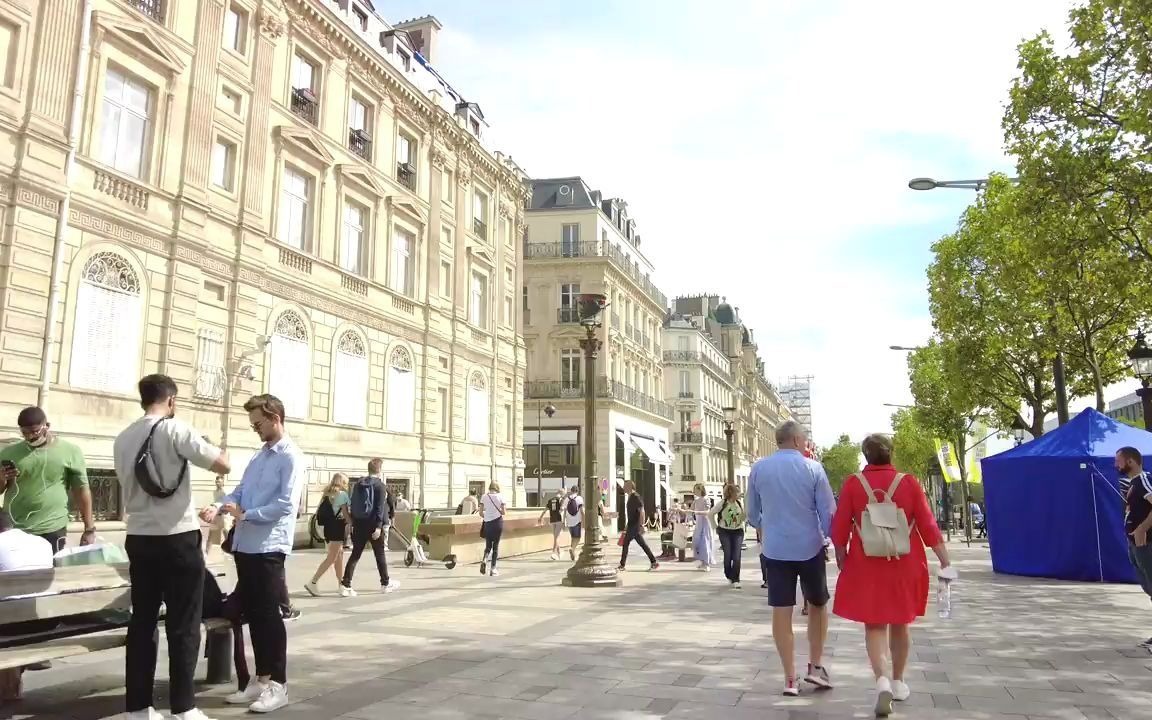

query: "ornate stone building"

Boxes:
[0, 0, 528, 514]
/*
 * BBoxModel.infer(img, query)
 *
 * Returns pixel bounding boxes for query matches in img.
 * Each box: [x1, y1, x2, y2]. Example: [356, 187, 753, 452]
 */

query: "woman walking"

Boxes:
[690, 484, 716, 571]
[701, 484, 746, 587]
[480, 481, 506, 577]
[829, 434, 952, 717]
[305, 473, 350, 597]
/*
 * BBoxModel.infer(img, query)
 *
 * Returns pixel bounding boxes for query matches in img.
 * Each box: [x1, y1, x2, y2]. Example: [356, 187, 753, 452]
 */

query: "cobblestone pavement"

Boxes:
[10, 541, 1152, 720]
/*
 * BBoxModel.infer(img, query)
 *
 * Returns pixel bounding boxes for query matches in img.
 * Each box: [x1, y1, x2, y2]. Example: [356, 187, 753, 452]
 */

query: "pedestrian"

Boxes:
[618, 480, 659, 571]
[690, 483, 716, 571]
[830, 433, 951, 717]
[115, 374, 231, 720]
[0, 406, 95, 552]
[1117, 447, 1152, 651]
[538, 488, 565, 560]
[200, 394, 305, 714]
[341, 459, 399, 596]
[712, 484, 747, 588]
[747, 421, 836, 697]
[394, 492, 412, 513]
[480, 481, 506, 576]
[205, 476, 232, 555]
[562, 484, 584, 561]
[457, 488, 480, 515]
[304, 473, 350, 597]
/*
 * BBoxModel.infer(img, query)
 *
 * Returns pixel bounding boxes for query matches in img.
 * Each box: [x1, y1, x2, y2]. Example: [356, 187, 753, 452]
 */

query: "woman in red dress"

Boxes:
[830, 434, 952, 717]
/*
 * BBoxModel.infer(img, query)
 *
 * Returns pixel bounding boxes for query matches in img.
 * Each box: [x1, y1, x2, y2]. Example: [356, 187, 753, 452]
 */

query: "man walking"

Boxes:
[341, 458, 399, 596]
[1117, 447, 1152, 650]
[618, 480, 659, 571]
[201, 394, 305, 714]
[538, 489, 565, 560]
[115, 374, 230, 720]
[563, 484, 584, 561]
[0, 407, 94, 552]
[747, 421, 837, 696]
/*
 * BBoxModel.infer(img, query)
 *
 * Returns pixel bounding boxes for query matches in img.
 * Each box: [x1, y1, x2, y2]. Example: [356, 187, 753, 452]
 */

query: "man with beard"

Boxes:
[0, 406, 94, 552]
[1117, 446, 1152, 652]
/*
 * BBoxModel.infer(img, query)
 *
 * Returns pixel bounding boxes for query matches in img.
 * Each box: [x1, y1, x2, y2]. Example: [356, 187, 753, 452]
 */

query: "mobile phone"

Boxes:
[1, 460, 14, 470]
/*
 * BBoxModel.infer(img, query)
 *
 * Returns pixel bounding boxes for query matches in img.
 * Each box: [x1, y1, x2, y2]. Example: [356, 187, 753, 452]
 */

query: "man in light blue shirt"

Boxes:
[747, 421, 837, 697]
[200, 394, 305, 714]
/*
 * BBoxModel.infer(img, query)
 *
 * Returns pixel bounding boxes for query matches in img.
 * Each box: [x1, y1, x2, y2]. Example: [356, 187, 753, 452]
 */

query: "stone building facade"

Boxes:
[0, 0, 528, 515]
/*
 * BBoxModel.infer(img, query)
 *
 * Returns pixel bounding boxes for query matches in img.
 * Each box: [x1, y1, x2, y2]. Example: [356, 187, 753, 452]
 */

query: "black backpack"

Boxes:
[316, 496, 336, 525]
[349, 478, 376, 522]
[134, 418, 188, 499]
[566, 495, 580, 516]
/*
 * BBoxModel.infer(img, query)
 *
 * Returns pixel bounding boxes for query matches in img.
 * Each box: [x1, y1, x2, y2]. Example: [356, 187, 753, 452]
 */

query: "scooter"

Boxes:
[398, 508, 457, 570]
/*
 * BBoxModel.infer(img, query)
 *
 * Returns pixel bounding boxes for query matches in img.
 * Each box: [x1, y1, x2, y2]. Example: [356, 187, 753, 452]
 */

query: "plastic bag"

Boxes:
[53, 542, 129, 567]
[936, 566, 959, 619]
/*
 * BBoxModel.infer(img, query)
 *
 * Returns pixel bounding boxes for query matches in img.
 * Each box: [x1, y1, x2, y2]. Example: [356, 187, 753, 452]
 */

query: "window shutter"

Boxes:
[70, 254, 142, 393]
[386, 347, 416, 432]
[333, 332, 368, 426]
[467, 373, 489, 443]
[270, 335, 310, 418]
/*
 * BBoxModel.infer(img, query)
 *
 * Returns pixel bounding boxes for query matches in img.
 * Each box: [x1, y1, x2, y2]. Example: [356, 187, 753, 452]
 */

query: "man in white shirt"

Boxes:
[0, 507, 52, 572]
[563, 485, 585, 562]
[113, 374, 230, 720]
[394, 492, 412, 513]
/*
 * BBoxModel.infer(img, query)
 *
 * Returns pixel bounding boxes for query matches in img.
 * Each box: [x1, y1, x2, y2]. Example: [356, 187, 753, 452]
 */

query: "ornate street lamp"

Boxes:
[536, 401, 557, 504]
[722, 406, 737, 487]
[1127, 331, 1152, 431]
[1010, 416, 1030, 447]
[564, 293, 619, 587]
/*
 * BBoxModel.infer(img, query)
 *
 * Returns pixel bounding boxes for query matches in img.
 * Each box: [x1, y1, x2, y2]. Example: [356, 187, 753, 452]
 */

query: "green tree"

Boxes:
[890, 407, 937, 481]
[820, 434, 860, 493]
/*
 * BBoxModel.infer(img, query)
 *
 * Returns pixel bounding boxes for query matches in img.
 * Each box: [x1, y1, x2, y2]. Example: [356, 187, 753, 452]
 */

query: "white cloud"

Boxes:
[420, 0, 1079, 445]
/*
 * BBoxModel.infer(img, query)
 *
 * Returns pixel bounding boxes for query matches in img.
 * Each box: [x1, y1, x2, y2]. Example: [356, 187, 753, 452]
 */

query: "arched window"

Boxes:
[467, 371, 489, 442]
[386, 346, 416, 432]
[268, 310, 310, 418]
[332, 329, 368, 426]
[70, 251, 142, 392]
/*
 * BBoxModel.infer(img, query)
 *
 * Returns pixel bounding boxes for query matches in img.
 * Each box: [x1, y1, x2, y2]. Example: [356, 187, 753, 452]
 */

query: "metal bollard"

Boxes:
[204, 626, 233, 684]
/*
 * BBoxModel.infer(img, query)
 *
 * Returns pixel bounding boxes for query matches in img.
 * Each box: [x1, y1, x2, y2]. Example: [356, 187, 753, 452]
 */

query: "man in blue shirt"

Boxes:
[747, 421, 837, 697]
[200, 394, 305, 714]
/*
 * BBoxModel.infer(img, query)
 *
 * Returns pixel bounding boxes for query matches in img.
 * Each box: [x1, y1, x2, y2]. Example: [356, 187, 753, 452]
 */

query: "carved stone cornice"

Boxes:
[457, 163, 472, 188]
[259, 11, 285, 39]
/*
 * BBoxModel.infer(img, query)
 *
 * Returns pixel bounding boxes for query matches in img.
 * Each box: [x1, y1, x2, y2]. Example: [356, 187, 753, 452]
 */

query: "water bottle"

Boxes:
[936, 566, 959, 619]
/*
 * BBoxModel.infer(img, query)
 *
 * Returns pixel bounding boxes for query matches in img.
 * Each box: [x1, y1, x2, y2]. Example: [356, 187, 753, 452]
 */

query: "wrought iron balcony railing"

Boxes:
[290, 88, 318, 124]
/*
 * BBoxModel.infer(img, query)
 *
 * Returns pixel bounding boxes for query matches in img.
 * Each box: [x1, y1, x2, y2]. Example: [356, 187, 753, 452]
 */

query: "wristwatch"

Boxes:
[82, 527, 96, 535]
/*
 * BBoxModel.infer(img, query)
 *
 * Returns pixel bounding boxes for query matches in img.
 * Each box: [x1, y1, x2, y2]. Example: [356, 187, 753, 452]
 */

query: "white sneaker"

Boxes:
[874, 677, 894, 717]
[732, 581, 742, 589]
[125, 709, 164, 720]
[249, 682, 289, 713]
[304, 581, 320, 597]
[891, 679, 911, 702]
[382, 581, 400, 594]
[171, 709, 217, 720]
[550, 552, 559, 561]
[490, 568, 500, 577]
[341, 586, 356, 598]
[225, 681, 267, 705]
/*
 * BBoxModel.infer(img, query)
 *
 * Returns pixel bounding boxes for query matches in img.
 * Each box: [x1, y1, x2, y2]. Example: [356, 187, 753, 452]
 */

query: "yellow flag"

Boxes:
[934, 439, 963, 482]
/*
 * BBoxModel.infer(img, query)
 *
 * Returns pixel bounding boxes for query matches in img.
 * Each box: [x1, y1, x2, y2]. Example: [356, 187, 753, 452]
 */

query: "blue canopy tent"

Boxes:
[982, 408, 1152, 583]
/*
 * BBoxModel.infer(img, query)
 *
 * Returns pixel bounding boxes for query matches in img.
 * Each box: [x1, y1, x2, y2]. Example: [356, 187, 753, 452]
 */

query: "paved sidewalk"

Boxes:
[10, 542, 1152, 719]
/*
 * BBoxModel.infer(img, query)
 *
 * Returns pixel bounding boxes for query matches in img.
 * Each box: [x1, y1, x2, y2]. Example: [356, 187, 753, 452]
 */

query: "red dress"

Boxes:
[830, 465, 944, 625]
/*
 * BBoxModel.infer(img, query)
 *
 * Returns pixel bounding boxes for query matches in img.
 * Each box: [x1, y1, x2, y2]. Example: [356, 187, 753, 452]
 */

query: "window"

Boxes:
[396, 49, 411, 71]
[211, 138, 236, 191]
[679, 411, 692, 432]
[442, 169, 454, 204]
[683, 453, 694, 475]
[290, 53, 318, 123]
[223, 4, 247, 54]
[332, 330, 368, 426]
[194, 328, 226, 400]
[69, 252, 142, 393]
[560, 349, 581, 389]
[440, 260, 452, 299]
[390, 228, 414, 295]
[504, 404, 512, 443]
[679, 370, 690, 394]
[502, 295, 512, 326]
[561, 224, 579, 255]
[522, 286, 529, 311]
[0, 19, 17, 89]
[473, 189, 489, 239]
[678, 335, 689, 351]
[469, 270, 488, 329]
[438, 387, 449, 434]
[341, 201, 366, 274]
[467, 372, 489, 443]
[220, 85, 242, 115]
[348, 96, 371, 159]
[352, 4, 369, 31]
[386, 346, 416, 432]
[396, 134, 416, 189]
[291, 53, 315, 91]
[560, 283, 580, 307]
[278, 167, 311, 249]
[100, 67, 151, 178]
[268, 310, 311, 418]
[441, 226, 453, 249]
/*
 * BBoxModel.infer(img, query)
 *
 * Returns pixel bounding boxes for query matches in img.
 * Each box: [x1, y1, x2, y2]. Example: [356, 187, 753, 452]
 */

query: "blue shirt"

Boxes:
[747, 449, 836, 562]
[220, 436, 305, 555]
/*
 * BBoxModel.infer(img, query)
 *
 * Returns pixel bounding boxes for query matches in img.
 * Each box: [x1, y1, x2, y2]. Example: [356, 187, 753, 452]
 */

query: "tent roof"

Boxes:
[988, 407, 1152, 461]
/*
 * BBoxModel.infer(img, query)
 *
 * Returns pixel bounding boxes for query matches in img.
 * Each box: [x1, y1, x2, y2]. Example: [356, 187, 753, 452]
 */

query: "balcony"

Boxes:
[93, 169, 149, 211]
[677, 391, 695, 400]
[348, 128, 372, 160]
[397, 163, 416, 191]
[523, 240, 668, 309]
[278, 245, 312, 274]
[680, 474, 697, 484]
[290, 88, 318, 124]
[131, 0, 166, 23]
[664, 350, 700, 363]
[674, 432, 704, 444]
[473, 217, 488, 240]
[557, 306, 580, 324]
[525, 381, 585, 400]
[524, 376, 673, 420]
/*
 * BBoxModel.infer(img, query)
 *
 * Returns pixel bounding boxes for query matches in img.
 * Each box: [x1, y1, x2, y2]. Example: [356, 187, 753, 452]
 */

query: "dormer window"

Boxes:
[352, 5, 369, 32]
[397, 49, 411, 72]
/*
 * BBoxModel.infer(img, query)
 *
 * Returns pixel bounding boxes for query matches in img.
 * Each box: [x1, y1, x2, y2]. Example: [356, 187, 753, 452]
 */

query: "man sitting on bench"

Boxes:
[0, 508, 54, 700]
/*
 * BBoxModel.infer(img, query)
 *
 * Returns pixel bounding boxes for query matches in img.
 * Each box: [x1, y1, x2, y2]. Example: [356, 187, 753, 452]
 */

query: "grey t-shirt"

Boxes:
[114, 415, 220, 536]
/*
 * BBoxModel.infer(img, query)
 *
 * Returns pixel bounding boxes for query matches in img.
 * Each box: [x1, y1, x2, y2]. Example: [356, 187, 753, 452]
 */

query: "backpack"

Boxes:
[134, 418, 188, 499]
[853, 473, 914, 559]
[566, 495, 580, 516]
[454, 500, 465, 516]
[316, 496, 336, 525]
[349, 477, 376, 522]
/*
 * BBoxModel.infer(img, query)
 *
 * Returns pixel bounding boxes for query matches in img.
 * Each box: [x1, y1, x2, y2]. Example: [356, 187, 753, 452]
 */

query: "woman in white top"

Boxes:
[480, 481, 507, 577]
[691, 484, 717, 571]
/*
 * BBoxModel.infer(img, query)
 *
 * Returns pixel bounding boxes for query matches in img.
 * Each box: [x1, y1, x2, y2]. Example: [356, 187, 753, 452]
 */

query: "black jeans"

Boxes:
[233, 552, 287, 684]
[125, 530, 205, 714]
[35, 527, 68, 554]
[619, 527, 656, 567]
[343, 522, 389, 587]
[717, 528, 744, 582]
[483, 517, 504, 569]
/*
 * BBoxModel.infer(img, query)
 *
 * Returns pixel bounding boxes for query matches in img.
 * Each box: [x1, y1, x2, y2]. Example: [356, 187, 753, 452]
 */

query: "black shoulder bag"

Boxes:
[134, 418, 188, 499]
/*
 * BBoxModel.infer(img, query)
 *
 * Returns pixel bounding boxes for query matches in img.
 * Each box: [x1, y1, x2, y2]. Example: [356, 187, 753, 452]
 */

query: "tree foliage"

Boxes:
[906, 340, 982, 484]
[820, 434, 860, 494]
[890, 408, 937, 481]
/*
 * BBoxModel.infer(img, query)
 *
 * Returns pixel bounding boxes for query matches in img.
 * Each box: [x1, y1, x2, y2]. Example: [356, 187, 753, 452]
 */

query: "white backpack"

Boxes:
[853, 473, 914, 559]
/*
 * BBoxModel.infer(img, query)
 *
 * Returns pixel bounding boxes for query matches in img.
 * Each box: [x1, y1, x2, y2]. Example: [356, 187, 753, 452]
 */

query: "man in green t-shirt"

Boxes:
[0, 407, 93, 551]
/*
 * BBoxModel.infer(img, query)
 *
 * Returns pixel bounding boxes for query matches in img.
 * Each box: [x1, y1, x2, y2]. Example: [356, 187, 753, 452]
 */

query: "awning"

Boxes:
[630, 434, 673, 465]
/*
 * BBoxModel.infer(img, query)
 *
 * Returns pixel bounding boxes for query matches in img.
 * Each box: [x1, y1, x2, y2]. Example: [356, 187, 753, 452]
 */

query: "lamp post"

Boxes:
[888, 345, 923, 352]
[1010, 416, 1030, 447]
[536, 401, 557, 504]
[722, 406, 737, 488]
[1126, 331, 1152, 431]
[564, 293, 619, 588]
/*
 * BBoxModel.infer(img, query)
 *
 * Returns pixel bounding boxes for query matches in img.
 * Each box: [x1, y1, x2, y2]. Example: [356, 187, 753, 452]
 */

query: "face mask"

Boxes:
[26, 431, 48, 448]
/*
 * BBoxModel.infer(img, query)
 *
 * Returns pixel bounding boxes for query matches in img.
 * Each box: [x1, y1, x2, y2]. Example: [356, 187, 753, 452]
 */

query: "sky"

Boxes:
[384, 0, 1083, 446]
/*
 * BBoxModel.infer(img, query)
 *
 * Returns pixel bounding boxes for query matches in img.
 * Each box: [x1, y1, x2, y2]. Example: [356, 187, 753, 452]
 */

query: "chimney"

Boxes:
[394, 15, 443, 63]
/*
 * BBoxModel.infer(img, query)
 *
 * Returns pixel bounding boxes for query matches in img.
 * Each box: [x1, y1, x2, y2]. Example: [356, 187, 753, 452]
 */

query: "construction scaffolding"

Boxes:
[779, 376, 814, 437]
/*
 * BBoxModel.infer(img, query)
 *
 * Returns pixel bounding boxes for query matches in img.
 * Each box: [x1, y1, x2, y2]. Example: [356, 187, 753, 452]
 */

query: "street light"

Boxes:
[564, 293, 619, 588]
[907, 177, 1019, 191]
[536, 401, 557, 504]
[1010, 416, 1030, 447]
[1126, 331, 1152, 432]
[883, 403, 914, 409]
[889, 345, 923, 352]
[721, 406, 737, 487]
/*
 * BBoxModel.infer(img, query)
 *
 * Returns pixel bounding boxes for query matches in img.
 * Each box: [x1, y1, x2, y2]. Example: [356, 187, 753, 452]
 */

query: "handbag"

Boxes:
[221, 526, 235, 554]
[134, 418, 188, 499]
[617, 532, 626, 547]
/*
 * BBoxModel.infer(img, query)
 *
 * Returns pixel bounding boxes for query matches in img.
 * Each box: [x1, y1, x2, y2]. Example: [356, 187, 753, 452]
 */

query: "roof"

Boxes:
[987, 408, 1152, 461]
